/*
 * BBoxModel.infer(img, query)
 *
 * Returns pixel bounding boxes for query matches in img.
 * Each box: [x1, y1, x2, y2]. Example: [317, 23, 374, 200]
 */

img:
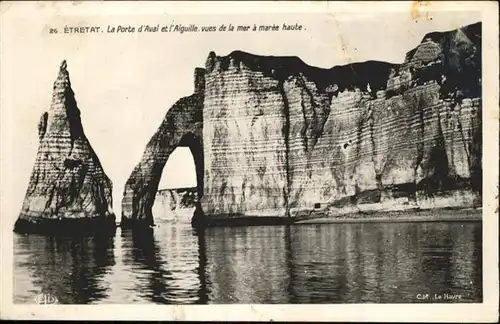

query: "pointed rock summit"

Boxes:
[14, 61, 116, 235]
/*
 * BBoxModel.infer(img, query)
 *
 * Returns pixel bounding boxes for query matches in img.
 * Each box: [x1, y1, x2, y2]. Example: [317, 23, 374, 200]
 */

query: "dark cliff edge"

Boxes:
[14, 61, 116, 236]
[208, 49, 398, 95]
[123, 22, 482, 227]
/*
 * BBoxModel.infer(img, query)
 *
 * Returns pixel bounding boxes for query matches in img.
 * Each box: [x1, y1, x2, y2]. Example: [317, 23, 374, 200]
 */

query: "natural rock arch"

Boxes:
[121, 68, 205, 228]
[123, 22, 482, 227]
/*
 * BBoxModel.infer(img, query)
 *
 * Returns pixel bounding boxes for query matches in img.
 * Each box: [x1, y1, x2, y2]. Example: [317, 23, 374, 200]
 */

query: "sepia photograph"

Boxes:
[1, 1, 498, 322]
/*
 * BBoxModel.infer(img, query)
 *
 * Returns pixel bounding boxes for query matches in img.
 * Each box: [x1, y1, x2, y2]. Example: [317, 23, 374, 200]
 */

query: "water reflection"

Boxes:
[202, 222, 482, 303]
[119, 224, 208, 304]
[13, 234, 115, 304]
[204, 226, 290, 303]
[14, 219, 482, 304]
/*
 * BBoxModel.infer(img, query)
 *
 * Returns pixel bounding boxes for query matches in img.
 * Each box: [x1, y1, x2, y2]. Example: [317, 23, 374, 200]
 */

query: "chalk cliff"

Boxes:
[121, 69, 205, 227]
[123, 22, 482, 225]
[201, 22, 482, 220]
[14, 61, 115, 234]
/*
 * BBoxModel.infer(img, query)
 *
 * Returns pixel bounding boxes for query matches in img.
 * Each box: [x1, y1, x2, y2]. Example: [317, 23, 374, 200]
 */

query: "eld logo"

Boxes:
[34, 293, 58, 305]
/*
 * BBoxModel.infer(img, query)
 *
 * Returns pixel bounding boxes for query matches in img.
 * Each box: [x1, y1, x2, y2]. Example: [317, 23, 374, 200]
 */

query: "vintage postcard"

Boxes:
[0, 1, 498, 322]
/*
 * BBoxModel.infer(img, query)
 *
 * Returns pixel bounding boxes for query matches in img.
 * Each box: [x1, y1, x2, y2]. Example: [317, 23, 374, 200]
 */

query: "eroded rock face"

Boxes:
[121, 69, 204, 227]
[202, 52, 291, 217]
[123, 22, 482, 224]
[14, 61, 115, 234]
[201, 22, 482, 219]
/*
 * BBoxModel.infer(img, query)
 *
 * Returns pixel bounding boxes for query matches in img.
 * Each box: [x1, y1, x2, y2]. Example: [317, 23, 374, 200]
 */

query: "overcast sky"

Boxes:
[1, 3, 481, 219]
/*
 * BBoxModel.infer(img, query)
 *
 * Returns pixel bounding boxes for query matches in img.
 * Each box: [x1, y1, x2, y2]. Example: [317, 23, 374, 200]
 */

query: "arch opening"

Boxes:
[151, 133, 204, 225]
